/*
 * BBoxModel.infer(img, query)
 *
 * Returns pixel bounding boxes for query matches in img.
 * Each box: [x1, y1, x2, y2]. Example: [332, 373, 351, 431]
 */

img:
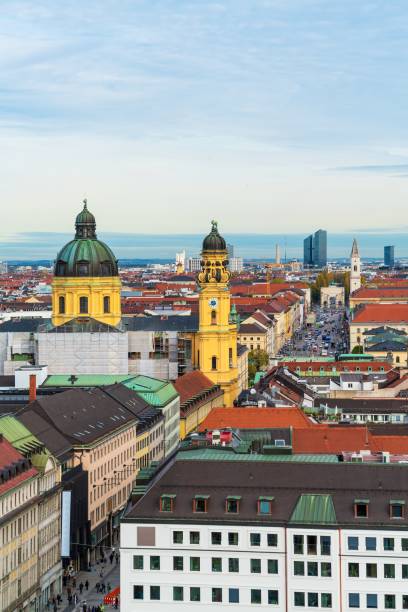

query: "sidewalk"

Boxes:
[61, 559, 120, 611]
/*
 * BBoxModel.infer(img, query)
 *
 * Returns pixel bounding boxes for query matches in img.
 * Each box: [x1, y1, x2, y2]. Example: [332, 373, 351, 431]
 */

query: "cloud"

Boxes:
[330, 164, 408, 175]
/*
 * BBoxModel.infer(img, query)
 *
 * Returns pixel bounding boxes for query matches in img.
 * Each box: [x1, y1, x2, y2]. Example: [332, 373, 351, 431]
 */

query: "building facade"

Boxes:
[384, 246, 395, 268]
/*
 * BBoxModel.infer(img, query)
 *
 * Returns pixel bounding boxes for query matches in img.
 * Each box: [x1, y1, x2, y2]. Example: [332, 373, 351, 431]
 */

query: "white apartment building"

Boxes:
[121, 450, 408, 611]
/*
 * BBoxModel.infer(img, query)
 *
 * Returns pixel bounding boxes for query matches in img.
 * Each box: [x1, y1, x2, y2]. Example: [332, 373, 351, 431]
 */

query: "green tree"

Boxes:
[248, 349, 269, 383]
[351, 345, 364, 354]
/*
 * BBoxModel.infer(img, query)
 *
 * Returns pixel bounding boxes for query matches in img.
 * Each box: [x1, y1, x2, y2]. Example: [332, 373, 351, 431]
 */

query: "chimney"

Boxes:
[29, 374, 37, 402]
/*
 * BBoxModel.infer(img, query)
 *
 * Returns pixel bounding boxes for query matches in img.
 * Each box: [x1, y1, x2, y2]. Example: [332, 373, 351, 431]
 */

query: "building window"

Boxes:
[193, 496, 209, 513]
[226, 497, 240, 513]
[229, 347, 233, 367]
[173, 531, 183, 544]
[211, 310, 217, 325]
[268, 590, 279, 605]
[212, 558, 222, 572]
[349, 593, 360, 608]
[366, 563, 377, 578]
[77, 262, 89, 276]
[390, 500, 405, 519]
[103, 296, 110, 313]
[212, 588, 222, 603]
[251, 589, 262, 604]
[348, 536, 359, 550]
[294, 534, 304, 554]
[150, 556, 160, 570]
[348, 562, 359, 577]
[320, 535, 331, 555]
[366, 537, 376, 551]
[59, 296, 65, 314]
[190, 557, 200, 571]
[250, 533, 261, 546]
[307, 535, 317, 555]
[294, 561, 305, 576]
[321, 562, 331, 577]
[384, 564, 395, 579]
[308, 593, 318, 607]
[133, 555, 143, 569]
[212, 532, 222, 545]
[229, 588, 239, 603]
[354, 499, 369, 517]
[173, 586, 183, 601]
[190, 531, 200, 545]
[56, 261, 66, 276]
[173, 556, 183, 571]
[384, 537, 395, 551]
[307, 562, 318, 576]
[321, 593, 332, 608]
[212, 356, 217, 370]
[268, 559, 278, 574]
[160, 494, 175, 512]
[229, 558, 239, 572]
[268, 533, 278, 547]
[403, 538, 408, 551]
[250, 558, 261, 573]
[294, 592, 305, 607]
[133, 586, 143, 600]
[79, 296, 88, 314]
[385, 594, 396, 609]
[228, 532, 239, 546]
[101, 262, 112, 276]
[150, 586, 160, 600]
[403, 564, 408, 579]
[403, 595, 408, 609]
[258, 496, 274, 514]
[190, 587, 200, 602]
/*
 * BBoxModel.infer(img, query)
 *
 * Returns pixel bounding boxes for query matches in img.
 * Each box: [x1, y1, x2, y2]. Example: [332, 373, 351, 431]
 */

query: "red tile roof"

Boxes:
[352, 304, 408, 324]
[293, 427, 372, 454]
[198, 407, 313, 431]
[0, 437, 38, 495]
[353, 287, 408, 299]
[174, 371, 220, 406]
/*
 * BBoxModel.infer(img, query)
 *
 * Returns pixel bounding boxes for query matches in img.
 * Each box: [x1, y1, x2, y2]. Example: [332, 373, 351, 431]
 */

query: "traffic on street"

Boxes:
[277, 305, 349, 359]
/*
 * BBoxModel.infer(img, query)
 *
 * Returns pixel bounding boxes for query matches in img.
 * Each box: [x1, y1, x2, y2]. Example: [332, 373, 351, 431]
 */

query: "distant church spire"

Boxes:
[351, 238, 359, 258]
[350, 238, 361, 294]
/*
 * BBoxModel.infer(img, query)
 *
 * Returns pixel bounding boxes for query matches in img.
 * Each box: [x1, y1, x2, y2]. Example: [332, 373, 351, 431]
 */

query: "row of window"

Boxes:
[293, 535, 331, 556]
[133, 555, 279, 574]
[348, 561, 408, 579]
[353, 500, 405, 519]
[347, 535, 407, 552]
[172, 529, 278, 547]
[58, 295, 111, 314]
[133, 585, 280, 605]
[162, 494, 275, 515]
[348, 592, 407, 609]
[56, 261, 113, 276]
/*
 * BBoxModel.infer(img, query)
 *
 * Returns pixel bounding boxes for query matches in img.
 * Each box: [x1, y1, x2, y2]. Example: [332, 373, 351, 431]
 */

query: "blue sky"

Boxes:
[1, 0, 408, 236]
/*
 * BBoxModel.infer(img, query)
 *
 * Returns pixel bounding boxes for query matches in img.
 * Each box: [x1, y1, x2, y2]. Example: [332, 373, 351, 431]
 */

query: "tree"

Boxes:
[351, 345, 364, 354]
[248, 349, 269, 383]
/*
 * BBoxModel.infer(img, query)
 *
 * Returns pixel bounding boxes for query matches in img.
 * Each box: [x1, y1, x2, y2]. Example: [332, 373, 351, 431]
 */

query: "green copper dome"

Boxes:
[54, 201, 119, 277]
[202, 220, 227, 251]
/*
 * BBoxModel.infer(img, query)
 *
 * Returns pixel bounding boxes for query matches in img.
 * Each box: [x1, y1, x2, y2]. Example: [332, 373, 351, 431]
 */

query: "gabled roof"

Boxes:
[174, 371, 222, 407]
[352, 304, 408, 324]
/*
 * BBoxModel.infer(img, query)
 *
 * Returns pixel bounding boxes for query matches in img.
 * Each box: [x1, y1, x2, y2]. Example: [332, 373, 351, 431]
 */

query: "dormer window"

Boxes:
[193, 495, 209, 513]
[160, 494, 175, 512]
[56, 261, 66, 276]
[354, 498, 369, 518]
[390, 500, 405, 519]
[258, 496, 274, 515]
[77, 262, 89, 276]
[226, 496, 241, 514]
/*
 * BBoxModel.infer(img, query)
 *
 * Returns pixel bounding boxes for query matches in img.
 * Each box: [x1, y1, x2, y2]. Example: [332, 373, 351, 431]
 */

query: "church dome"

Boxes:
[202, 220, 227, 251]
[54, 201, 119, 277]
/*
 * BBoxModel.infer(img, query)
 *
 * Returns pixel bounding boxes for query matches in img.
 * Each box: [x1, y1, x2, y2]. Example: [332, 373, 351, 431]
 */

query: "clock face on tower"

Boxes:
[208, 298, 218, 308]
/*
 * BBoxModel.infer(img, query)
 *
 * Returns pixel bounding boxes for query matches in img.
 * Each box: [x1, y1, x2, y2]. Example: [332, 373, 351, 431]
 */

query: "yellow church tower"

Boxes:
[51, 200, 122, 327]
[196, 221, 239, 406]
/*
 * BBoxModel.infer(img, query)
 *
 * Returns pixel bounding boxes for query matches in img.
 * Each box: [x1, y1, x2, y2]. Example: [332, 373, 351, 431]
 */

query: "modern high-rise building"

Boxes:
[303, 230, 327, 267]
[227, 243, 234, 259]
[303, 235, 313, 266]
[384, 245, 395, 268]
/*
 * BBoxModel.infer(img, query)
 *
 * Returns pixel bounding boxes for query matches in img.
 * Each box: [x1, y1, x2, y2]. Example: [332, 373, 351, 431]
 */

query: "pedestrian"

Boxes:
[68, 595, 72, 605]
[101, 583, 106, 593]
[109, 553, 114, 564]
[114, 597, 119, 609]
[85, 580, 89, 591]
[73, 577, 77, 588]
[53, 604, 57, 612]
[57, 593, 62, 604]
[79, 582, 84, 594]
[115, 553, 119, 564]
[83, 604, 87, 612]
[95, 582, 100, 593]
[99, 569, 103, 579]
[107, 583, 111, 592]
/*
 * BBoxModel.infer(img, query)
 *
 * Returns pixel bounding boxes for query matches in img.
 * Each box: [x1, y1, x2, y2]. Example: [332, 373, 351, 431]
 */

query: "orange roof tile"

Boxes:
[174, 371, 220, 406]
[352, 304, 408, 324]
[198, 407, 313, 431]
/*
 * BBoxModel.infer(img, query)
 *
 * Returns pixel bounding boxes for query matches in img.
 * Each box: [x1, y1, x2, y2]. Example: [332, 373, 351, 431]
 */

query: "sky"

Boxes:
[1, 0, 408, 237]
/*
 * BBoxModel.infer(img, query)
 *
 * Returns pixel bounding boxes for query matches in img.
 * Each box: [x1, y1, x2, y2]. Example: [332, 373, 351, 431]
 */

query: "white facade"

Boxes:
[121, 521, 408, 611]
[188, 257, 201, 273]
[350, 239, 361, 294]
[229, 257, 244, 273]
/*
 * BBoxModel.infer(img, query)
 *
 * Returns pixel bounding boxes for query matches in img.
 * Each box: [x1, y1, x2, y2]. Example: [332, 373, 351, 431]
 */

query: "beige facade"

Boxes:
[350, 322, 408, 351]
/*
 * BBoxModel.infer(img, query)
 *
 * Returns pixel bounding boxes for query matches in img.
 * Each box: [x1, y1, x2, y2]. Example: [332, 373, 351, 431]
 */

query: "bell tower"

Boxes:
[350, 238, 361, 294]
[196, 221, 239, 406]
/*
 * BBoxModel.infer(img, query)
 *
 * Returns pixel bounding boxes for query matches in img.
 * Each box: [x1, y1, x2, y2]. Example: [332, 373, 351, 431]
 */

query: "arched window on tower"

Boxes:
[211, 310, 217, 325]
[354, 265, 357, 272]
[211, 356, 217, 370]
[103, 296, 110, 313]
[59, 296, 65, 314]
[79, 296, 88, 314]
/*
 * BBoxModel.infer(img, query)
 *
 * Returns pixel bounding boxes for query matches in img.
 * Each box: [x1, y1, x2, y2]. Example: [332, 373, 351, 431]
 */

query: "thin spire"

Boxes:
[351, 238, 359, 258]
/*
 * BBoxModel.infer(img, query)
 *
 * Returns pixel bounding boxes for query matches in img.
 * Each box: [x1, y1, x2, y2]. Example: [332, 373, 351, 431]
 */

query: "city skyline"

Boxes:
[1, 1, 408, 233]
